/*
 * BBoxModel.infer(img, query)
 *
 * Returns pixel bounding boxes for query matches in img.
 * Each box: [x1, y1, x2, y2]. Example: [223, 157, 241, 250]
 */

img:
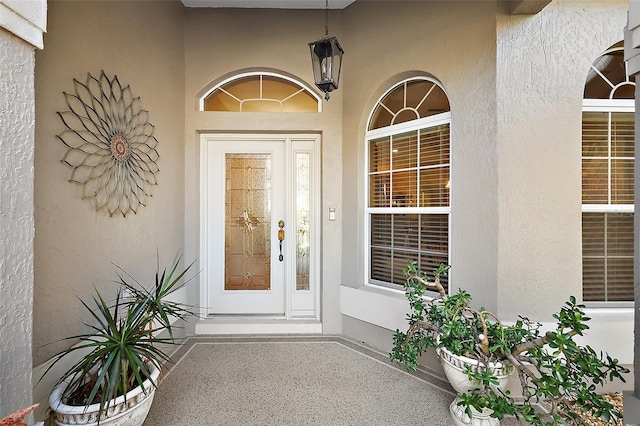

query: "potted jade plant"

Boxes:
[43, 254, 195, 426]
[390, 262, 629, 426]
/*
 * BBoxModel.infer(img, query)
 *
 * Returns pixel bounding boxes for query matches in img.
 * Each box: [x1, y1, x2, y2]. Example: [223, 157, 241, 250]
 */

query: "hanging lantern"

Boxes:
[308, 0, 344, 101]
[309, 36, 344, 100]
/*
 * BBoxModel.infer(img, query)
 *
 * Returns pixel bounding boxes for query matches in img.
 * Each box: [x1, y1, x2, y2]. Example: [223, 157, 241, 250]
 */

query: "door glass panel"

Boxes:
[225, 154, 271, 290]
[296, 153, 310, 290]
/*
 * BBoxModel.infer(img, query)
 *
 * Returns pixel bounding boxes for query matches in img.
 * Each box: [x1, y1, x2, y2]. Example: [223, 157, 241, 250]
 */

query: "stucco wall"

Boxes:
[340, 0, 633, 365]
[496, 0, 628, 319]
[183, 7, 344, 333]
[341, 1, 499, 305]
[29, 0, 633, 382]
[33, 0, 186, 365]
[0, 28, 35, 418]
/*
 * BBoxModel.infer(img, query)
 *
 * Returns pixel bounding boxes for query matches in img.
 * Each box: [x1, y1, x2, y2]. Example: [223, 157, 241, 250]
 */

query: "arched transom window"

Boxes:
[369, 79, 450, 130]
[200, 72, 321, 113]
[582, 41, 635, 304]
[366, 77, 451, 292]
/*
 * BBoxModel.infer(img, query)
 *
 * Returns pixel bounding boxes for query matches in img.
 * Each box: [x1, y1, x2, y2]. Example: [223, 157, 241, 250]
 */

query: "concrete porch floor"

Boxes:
[144, 336, 526, 425]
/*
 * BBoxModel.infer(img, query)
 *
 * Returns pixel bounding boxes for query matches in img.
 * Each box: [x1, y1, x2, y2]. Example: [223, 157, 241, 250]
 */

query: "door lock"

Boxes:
[277, 220, 285, 262]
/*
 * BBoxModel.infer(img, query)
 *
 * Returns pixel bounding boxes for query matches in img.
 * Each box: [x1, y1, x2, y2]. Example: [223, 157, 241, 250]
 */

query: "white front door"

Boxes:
[200, 134, 320, 318]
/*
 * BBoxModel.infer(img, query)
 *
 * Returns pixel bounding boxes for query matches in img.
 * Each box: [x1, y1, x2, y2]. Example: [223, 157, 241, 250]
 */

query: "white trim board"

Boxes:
[0, 0, 46, 49]
[195, 319, 322, 334]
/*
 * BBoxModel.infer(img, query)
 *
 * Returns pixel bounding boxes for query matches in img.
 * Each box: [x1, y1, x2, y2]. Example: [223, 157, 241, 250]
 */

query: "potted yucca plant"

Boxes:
[44, 254, 195, 426]
[390, 262, 629, 426]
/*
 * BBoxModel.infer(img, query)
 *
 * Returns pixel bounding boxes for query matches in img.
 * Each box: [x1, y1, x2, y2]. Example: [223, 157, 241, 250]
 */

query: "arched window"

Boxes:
[200, 72, 321, 113]
[366, 77, 451, 291]
[582, 41, 635, 303]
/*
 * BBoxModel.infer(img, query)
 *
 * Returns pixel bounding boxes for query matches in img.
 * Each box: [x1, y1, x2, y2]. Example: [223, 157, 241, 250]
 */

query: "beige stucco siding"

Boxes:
[34, 0, 186, 365]
[0, 27, 36, 418]
[182, 7, 344, 333]
[31, 0, 633, 376]
[496, 0, 629, 319]
[341, 0, 500, 311]
[340, 0, 632, 364]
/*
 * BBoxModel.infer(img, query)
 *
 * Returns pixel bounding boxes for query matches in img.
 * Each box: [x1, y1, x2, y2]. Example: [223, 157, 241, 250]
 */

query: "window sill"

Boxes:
[339, 285, 633, 364]
[340, 284, 411, 332]
[576, 307, 633, 364]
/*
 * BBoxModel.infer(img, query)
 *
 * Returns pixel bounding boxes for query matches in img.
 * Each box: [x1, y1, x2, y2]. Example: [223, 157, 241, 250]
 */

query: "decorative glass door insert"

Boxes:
[296, 153, 310, 291]
[225, 154, 272, 291]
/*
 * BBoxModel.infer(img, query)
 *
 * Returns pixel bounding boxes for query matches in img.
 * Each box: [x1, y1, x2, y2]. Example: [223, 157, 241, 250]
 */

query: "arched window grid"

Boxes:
[365, 77, 451, 293]
[610, 82, 636, 100]
[367, 77, 451, 131]
[584, 44, 634, 101]
[199, 71, 322, 113]
[416, 83, 438, 110]
[391, 108, 420, 126]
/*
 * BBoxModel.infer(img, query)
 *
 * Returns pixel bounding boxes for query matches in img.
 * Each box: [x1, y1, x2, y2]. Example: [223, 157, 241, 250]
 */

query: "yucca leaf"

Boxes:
[41, 253, 196, 424]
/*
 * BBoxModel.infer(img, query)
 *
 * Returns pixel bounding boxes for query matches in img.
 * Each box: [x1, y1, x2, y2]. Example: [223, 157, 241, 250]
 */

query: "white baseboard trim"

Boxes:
[195, 319, 323, 335]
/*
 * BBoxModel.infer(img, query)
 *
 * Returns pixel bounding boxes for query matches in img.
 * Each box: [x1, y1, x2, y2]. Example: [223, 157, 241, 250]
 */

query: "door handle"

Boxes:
[277, 220, 285, 262]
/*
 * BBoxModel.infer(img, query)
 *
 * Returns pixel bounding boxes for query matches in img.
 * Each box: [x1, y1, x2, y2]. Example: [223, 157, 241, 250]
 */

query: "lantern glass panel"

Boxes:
[309, 37, 344, 95]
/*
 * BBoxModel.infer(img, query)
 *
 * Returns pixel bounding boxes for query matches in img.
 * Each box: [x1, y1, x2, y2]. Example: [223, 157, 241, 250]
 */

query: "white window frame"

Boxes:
[581, 103, 634, 308]
[365, 111, 452, 293]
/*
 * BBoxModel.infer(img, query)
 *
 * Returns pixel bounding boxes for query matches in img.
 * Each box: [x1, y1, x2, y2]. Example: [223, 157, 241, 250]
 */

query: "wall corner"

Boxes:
[0, 26, 36, 421]
[0, 0, 47, 49]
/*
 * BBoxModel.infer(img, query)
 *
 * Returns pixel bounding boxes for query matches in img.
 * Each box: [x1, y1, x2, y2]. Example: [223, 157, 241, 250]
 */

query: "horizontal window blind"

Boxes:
[420, 126, 450, 167]
[582, 112, 634, 204]
[368, 126, 450, 209]
[370, 213, 449, 289]
[582, 213, 633, 302]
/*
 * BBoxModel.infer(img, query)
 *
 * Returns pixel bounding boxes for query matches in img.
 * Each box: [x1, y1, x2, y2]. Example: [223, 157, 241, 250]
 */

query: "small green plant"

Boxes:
[390, 262, 629, 425]
[42, 254, 196, 422]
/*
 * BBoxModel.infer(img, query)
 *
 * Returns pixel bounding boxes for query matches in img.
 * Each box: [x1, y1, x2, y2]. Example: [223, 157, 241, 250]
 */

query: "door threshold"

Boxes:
[195, 317, 322, 335]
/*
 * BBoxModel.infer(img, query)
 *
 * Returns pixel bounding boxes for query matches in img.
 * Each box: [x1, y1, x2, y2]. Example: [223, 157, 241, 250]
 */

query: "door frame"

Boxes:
[199, 133, 321, 322]
[206, 139, 287, 315]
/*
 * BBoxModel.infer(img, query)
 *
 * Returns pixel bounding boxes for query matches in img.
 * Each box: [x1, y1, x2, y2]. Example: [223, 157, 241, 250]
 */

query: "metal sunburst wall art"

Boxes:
[57, 71, 160, 217]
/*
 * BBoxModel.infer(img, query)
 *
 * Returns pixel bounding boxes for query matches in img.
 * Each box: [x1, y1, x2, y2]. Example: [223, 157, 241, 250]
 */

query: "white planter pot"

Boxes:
[49, 362, 160, 426]
[438, 346, 513, 426]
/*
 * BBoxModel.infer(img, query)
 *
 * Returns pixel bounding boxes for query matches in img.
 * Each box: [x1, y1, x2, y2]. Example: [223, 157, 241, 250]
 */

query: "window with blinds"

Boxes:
[366, 77, 451, 291]
[582, 112, 634, 205]
[370, 213, 449, 287]
[581, 41, 635, 303]
[582, 212, 634, 301]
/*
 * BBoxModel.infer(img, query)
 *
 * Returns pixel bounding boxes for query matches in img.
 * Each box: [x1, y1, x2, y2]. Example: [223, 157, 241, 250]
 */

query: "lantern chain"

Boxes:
[325, 0, 329, 36]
